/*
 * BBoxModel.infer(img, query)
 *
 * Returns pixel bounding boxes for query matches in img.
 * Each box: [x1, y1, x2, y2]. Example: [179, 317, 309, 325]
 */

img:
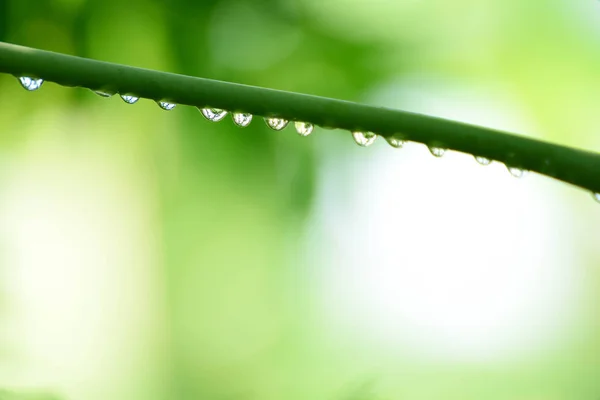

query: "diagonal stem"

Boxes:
[0, 41, 599, 194]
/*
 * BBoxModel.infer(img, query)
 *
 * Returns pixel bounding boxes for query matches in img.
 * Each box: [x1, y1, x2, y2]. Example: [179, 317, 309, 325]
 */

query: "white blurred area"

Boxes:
[307, 76, 589, 364]
[0, 109, 167, 400]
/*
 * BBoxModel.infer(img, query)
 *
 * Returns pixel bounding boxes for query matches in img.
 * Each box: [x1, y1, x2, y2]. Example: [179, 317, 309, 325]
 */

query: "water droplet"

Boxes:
[294, 122, 314, 136]
[386, 137, 404, 148]
[120, 95, 139, 104]
[94, 90, 113, 98]
[201, 108, 228, 122]
[475, 156, 491, 165]
[428, 147, 446, 157]
[593, 193, 600, 203]
[265, 117, 289, 131]
[157, 101, 176, 110]
[18, 76, 43, 91]
[507, 166, 526, 178]
[232, 112, 253, 127]
[352, 131, 377, 147]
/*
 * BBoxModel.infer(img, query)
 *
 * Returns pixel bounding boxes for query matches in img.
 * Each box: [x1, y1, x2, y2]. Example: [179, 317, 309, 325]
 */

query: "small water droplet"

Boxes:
[593, 193, 600, 203]
[201, 108, 228, 122]
[18, 76, 43, 91]
[232, 112, 253, 127]
[428, 147, 446, 157]
[386, 137, 404, 148]
[94, 90, 113, 98]
[352, 131, 376, 147]
[507, 166, 526, 178]
[120, 95, 139, 104]
[265, 117, 289, 131]
[294, 122, 314, 136]
[157, 101, 176, 110]
[475, 156, 491, 165]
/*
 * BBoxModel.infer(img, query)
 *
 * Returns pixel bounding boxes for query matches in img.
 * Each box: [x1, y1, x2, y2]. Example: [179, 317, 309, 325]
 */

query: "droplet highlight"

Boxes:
[507, 166, 526, 178]
[158, 101, 176, 110]
[593, 193, 600, 203]
[265, 117, 289, 131]
[232, 112, 253, 127]
[294, 122, 314, 136]
[120, 95, 139, 104]
[475, 156, 491, 165]
[386, 137, 405, 148]
[201, 108, 228, 122]
[18, 76, 44, 91]
[94, 90, 113, 98]
[428, 147, 446, 158]
[352, 131, 376, 147]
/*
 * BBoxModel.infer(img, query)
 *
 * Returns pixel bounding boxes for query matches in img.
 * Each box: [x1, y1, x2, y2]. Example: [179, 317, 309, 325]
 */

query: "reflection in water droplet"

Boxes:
[428, 147, 446, 157]
[593, 193, 600, 203]
[265, 117, 289, 131]
[386, 137, 404, 148]
[294, 122, 314, 136]
[352, 131, 376, 147]
[120, 95, 139, 104]
[158, 101, 176, 110]
[475, 156, 492, 165]
[232, 112, 253, 127]
[18, 76, 44, 91]
[507, 166, 526, 178]
[201, 108, 228, 122]
[94, 90, 113, 98]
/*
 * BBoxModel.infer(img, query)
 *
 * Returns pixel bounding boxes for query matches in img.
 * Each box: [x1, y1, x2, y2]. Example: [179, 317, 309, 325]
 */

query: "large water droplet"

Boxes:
[475, 156, 491, 165]
[120, 95, 139, 104]
[157, 101, 176, 110]
[265, 117, 289, 131]
[352, 131, 376, 147]
[294, 122, 314, 136]
[428, 147, 446, 157]
[18, 76, 44, 91]
[386, 137, 404, 148]
[201, 108, 228, 122]
[593, 193, 600, 203]
[507, 166, 526, 178]
[94, 90, 114, 98]
[232, 112, 253, 127]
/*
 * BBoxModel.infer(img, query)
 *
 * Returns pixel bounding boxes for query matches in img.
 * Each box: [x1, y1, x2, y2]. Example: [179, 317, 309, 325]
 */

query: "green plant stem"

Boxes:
[0, 41, 599, 193]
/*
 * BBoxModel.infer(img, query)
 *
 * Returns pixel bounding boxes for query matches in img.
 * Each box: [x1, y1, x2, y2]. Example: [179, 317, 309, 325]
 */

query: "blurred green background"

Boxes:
[0, 1, 599, 399]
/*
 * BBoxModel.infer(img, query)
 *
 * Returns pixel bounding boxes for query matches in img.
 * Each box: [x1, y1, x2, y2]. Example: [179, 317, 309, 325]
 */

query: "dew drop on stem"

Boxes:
[507, 166, 526, 178]
[201, 108, 228, 122]
[386, 137, 404, 148]
[18, 76, 43, 91]
[265, 117, 289, 131]
[475, 156, 492, 165]
[121, 95, 139, 104]
[428, 146, 446, 157]
[294, 122, 314, 136]
[94, 90, 114, 98]
[352, 131, 376, 147]
[232, 112, 253, 127]
[157, 101, 176, 110]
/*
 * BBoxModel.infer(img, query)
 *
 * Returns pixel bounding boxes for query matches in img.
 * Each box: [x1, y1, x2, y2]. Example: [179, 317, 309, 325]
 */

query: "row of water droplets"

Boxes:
[12, 77, 547, 180]
[18, 76, 315, 135]
[353, 129, 529, 179]
[91, 84, 316, 136]
[16, 76, 600, 202]
[200, 109, 316, 136]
